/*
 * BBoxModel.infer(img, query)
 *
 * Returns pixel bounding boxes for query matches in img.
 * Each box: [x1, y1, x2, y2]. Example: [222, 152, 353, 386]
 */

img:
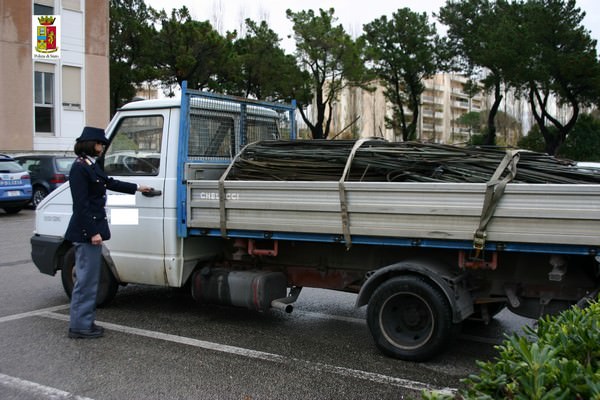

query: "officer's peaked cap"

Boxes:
[76, 126, 109, 145]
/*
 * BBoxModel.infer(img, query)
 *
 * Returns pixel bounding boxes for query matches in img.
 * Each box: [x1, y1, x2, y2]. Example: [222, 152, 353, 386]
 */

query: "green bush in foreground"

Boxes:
[423, 298, 600, 400]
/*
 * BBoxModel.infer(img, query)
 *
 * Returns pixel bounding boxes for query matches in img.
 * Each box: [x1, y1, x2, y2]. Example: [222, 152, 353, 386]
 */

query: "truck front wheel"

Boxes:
[367, 275, 453, 361]
[61, 247, 119, 307]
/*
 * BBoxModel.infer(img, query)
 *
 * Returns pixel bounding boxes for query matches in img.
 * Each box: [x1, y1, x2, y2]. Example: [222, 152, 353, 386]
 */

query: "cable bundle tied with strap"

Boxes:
[473, 149, 522, 253]
[223, 140, 600, 249]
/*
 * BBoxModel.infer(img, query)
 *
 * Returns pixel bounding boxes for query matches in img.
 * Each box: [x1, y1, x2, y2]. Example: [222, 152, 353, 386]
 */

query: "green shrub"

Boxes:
[423, 298, 600, 400]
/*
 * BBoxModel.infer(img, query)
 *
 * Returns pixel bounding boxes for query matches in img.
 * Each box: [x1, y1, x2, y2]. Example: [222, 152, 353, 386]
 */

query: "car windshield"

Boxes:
[0, 160, 25, 173]
[55, 157, 75, 173]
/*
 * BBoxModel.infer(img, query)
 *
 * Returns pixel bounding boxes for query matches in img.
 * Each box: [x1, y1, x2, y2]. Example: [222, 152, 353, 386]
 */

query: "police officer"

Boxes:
[65, 126, 151, 339]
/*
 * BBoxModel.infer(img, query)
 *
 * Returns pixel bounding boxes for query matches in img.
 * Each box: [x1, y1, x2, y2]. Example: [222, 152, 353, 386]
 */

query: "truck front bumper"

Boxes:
[31, 234, 64, 276]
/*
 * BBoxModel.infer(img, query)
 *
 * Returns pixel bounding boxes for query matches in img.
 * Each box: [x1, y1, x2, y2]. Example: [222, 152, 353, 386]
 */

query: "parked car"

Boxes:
[14, 154, 75, 207]
[0, 154, 32, 214]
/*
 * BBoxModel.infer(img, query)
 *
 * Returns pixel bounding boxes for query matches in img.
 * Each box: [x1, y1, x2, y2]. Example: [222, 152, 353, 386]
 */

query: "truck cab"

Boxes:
[31, 91, 294, 302]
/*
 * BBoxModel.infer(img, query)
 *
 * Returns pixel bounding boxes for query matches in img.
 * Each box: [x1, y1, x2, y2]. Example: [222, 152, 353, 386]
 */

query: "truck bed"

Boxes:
[186, 179, 600, 249]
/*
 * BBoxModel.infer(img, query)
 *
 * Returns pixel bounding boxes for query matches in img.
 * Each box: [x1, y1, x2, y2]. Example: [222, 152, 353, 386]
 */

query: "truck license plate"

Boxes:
[6, 191, 21, 197]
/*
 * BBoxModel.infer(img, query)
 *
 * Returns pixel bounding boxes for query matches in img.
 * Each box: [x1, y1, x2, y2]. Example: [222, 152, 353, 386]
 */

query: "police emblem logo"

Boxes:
[32, 15, 61, 59]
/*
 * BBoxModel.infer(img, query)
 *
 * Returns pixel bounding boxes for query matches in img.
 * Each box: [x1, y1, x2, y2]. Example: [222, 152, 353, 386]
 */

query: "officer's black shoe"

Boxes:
[68, 325, 104, 339]
[92, 323, 105, 334]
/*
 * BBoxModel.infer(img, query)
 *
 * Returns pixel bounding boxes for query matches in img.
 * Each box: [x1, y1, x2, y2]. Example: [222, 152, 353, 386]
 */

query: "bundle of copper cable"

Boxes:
[227, 140, 600, 184]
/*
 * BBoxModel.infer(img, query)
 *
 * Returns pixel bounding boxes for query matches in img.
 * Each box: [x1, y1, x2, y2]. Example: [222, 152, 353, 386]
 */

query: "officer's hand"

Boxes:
[137, 185, 152, 193]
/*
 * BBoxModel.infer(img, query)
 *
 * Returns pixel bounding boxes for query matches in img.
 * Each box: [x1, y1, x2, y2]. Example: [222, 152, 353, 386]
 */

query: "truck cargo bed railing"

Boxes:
[177, 81, 297, 237]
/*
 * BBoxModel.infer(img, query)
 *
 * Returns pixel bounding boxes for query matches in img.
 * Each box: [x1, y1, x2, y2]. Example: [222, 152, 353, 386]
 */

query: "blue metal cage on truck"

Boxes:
[176, 81, 297, 238]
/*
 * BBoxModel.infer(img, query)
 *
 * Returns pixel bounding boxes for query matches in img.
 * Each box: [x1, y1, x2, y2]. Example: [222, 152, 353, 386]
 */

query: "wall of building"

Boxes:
[0, 0, 109, 153]
[328, 83, 390, 140]
[84, 0, 109, 130]
[0, 1, 34, 151]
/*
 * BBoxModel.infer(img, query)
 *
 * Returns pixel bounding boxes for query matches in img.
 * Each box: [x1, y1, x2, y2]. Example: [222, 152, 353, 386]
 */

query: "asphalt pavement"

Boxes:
[0, 208, 535, 400]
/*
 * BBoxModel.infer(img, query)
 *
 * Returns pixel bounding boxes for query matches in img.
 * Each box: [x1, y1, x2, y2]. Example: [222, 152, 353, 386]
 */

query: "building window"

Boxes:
[34, 63, 55, 133]
[33, 2, 54, 15]
[62, 0, 81, 11]
[62, 66, 82, 109]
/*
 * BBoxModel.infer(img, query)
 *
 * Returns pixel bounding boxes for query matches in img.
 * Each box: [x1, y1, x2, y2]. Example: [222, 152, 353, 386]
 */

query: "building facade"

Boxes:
[420, 73, 485, 144]
[0, 0, 109, 152]
[326, 73, 527, 145]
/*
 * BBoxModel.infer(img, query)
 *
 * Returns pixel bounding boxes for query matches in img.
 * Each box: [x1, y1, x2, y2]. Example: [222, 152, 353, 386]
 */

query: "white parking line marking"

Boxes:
[42, 311, 456, 395]
[0, 304, 70, 324]
[296, 309, 366, 324]
[0, 372, 95, 400]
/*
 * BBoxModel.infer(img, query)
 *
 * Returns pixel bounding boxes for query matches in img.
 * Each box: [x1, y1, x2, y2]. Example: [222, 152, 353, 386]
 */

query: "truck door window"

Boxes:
[188, 115, 235, 158]
[103, 115, 163, 176]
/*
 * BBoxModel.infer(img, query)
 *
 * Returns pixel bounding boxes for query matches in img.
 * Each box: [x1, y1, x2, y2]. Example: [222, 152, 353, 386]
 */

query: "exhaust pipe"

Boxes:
[271, 286, 302, 314]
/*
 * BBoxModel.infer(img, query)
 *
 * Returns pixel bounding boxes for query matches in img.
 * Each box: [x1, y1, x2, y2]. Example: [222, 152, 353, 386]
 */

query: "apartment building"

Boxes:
[419, 73, 485, 144]
[0, 0, 109, 152]
[328, 73, 489, 144]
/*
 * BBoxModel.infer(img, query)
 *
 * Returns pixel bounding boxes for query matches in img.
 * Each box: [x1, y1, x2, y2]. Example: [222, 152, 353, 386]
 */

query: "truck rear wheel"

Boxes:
[367, 275, 453, 361]
[61, 247, 118, 307]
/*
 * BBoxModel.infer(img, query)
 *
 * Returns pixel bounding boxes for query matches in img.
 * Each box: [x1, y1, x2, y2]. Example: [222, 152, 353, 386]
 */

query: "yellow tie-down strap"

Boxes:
[473, 149, 523, 254]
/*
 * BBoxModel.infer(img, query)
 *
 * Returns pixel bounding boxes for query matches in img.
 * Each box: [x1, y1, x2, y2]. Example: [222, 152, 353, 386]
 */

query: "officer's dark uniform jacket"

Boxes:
[65, 155, 137, 243]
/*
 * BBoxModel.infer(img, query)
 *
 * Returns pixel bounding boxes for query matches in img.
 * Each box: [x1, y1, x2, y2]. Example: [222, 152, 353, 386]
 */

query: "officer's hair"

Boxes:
[74, 141, 98, 157]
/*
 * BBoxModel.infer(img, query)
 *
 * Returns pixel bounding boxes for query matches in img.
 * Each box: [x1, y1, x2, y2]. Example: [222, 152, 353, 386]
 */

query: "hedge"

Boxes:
[423, 297, 600, 400]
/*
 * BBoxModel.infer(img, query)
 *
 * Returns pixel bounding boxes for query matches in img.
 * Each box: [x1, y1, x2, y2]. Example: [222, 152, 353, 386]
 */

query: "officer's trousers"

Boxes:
[69, 242, 102, 331]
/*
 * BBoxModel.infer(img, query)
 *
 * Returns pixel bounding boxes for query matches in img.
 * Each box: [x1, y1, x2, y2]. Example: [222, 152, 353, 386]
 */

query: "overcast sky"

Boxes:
[145, 0, 600, 53]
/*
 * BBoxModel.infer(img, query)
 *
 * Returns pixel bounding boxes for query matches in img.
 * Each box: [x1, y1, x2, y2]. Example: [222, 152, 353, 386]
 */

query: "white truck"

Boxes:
[31, 83, 600, 361]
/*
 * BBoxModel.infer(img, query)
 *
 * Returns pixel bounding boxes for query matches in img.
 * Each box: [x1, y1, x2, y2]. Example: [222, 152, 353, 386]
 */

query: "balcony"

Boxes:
[452, 101, 470, 110]
[421, 95, 444, 105]
[451, 88, 469, 98]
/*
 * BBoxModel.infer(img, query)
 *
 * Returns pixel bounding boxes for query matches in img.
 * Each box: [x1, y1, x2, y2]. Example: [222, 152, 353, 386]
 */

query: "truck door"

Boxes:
[102, 110, 168, 285]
